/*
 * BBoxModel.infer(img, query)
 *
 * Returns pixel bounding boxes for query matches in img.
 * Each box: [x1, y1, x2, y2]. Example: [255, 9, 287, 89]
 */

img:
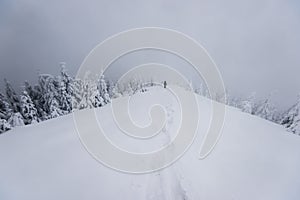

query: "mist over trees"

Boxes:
[0, 64, 299, 135]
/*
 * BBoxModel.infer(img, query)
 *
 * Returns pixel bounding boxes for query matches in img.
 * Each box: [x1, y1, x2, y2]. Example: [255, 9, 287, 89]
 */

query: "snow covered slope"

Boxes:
[0, 87, 300, 200]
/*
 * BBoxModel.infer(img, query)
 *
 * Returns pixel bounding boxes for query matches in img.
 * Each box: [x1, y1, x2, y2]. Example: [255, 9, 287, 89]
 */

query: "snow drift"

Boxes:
[0, 87, 300, 200]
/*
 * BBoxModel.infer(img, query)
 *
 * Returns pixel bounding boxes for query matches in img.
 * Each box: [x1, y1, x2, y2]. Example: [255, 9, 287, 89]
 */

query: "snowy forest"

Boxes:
[0, 63, 299, 135]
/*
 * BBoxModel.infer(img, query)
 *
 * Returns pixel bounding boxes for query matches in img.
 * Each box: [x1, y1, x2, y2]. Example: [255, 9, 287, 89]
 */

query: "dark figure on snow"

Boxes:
[163, 81, 167, 88]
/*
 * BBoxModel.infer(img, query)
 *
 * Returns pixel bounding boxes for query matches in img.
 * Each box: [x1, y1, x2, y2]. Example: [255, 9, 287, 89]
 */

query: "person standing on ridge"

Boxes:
[163, 81, 167, 88]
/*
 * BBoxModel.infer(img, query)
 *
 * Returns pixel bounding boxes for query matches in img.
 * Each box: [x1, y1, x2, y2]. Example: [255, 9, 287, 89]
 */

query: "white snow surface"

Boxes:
[1, 87, 300, 200]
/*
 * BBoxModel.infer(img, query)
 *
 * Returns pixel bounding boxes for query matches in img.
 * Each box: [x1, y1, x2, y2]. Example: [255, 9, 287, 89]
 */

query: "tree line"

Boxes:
[193, 86, 300, 135]
[0, 64, 299, 135]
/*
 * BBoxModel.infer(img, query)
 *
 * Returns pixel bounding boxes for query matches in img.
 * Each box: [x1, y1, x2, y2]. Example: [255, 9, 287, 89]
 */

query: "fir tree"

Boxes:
[89, 82, 104, 108]
[281, 96, 300, 134]
[20, 91, 38, 124]
[255, 97, 276, 121]
[8, 112, 25, 127]
[4, 79, 21, 113]
[106, 80, 115, 98]
[0, 92, 13, 120]
[55, 78, 69, 114]
[48, 96, 63, 118]
[72, 79, 84, 110]
[241, 93, 256, 114]
[79, 80, 93, 109]
[57, 63, 73, 113]
[0, 119, 11, 133]
[98, 74, 110, 103]
[38, 74, 63, 118]
[24, 81, 46, 121]
[111, 83, 122, 99]
[128, 79, 140, 94]
[140, 82, 147, 93]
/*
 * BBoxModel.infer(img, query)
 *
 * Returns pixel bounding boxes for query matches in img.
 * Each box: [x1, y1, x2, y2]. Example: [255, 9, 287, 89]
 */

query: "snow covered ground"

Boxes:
[0, 87, 300, 200]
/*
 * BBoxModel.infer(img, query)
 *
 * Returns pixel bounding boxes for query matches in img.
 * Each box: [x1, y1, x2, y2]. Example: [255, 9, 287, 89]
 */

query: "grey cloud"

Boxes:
[0, 0, 300, 109]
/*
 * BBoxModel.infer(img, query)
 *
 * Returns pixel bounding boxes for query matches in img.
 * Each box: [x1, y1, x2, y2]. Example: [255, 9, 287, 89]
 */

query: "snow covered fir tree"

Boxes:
[0, 65, 112, 133]
[0, 63, 300, 135]
[281, 95, 300, 134]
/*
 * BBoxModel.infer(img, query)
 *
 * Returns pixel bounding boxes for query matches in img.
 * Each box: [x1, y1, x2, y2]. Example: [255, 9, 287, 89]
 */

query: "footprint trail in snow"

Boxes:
[145, 104, 193, 200]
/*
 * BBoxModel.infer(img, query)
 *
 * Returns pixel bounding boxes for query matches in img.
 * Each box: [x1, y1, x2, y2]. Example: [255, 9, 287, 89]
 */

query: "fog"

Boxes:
[0, 0, 300, 109]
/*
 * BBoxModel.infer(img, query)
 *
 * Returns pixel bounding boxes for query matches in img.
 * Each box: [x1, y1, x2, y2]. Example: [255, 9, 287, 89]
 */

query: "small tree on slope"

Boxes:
[48, 95, 62, 118]
[281, 96, 300, 134]
[55, 77, 70, 114]
[98, 74, 110, 104]
[57, 63, 74, 113]
[0, 92, 13, 120]
[0, 93, 12, 133]
[78, 80, 91, 109]
[24, 81, 46, 121]
[20, 91, 38, 124]
[241, 93, 256, 114]
[111, 83, 122, 99]
[4, 80, 26, 127]
[90, 82, 104, 108]
[254, 97, 277, 122]
[72, 79, 84, 110]
[38, 74, 63, 119]
[0, 119, 11, 133]
[4, 79, 21, 113]
[8, 112, 25, 127]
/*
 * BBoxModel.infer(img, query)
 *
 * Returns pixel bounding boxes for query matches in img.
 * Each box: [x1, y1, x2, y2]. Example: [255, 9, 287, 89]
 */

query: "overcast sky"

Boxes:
[0, 0, 300, 109]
